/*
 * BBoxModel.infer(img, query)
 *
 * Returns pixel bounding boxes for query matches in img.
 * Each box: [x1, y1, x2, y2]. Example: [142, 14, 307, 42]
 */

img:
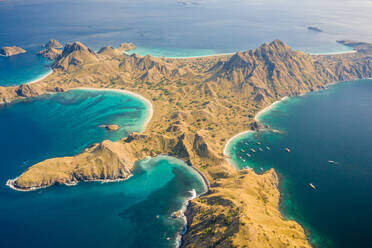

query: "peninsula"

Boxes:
[2, 39, 372, 247]
[0, 46, 26, 56]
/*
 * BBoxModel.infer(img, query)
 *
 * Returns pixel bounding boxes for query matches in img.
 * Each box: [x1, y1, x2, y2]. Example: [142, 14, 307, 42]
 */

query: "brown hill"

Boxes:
[52, 42, 99, 70]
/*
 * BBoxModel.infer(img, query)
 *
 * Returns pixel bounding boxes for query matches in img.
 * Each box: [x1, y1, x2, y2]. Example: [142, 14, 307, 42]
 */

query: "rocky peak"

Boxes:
[52, 42, 98, 70]
[44, 39, 63, 49]
[253, 40, 292, 58]
[61, 42, 93, 56]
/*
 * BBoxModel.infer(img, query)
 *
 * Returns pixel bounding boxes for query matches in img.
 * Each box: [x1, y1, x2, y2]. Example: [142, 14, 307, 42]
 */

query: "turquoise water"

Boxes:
[2, 0, 370, 85]
[125, 46, 228, 58]
[0, 90, 206, 248]
[226, 79, 372, 247]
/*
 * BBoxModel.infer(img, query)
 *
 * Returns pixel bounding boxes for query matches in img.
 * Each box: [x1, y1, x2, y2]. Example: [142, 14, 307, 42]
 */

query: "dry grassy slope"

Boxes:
[13, 140, 139, 190]
[3, 40, 372, 247]
[182, 169, 310, 248]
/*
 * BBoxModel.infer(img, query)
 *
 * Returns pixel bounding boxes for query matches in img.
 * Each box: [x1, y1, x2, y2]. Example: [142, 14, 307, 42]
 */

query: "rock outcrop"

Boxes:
[99, 124, 120, 131]
[0, 46, 26, 56]
[37, 47, 62, 60]
[15, 84, 45, 97]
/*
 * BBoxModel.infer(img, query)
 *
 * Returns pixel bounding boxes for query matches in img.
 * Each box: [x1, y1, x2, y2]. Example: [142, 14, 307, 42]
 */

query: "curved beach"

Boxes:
[71, 87, 154, 131]
[224, 96, 289, 157]
[26, 70, 53, 85]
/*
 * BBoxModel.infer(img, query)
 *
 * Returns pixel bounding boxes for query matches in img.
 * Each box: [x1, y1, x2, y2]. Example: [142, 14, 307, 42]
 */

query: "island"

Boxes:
[2, 39, 372, 247]
[307, 26, 323, 32]
[0, 46, 26, 56]
[337, 40, 372, 54]
[99, 124, 120, 131]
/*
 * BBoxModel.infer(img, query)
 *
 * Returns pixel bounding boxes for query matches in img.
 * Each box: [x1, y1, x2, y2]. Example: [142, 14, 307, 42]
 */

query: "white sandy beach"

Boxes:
[224, 96, 289, 157]
[310, 50, 357, 56]
[26, 70, 53, 85]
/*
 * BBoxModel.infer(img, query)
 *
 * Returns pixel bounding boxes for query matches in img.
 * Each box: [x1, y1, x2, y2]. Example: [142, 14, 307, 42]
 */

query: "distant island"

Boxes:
[337, 40, 372, 54]
[2, 38, 372, 248]
[0, 46, 26, 56]
[307, 26, 323, 32]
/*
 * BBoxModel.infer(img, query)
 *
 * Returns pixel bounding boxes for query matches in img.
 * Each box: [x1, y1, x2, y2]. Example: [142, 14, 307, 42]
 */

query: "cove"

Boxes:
[226, 80, 372, 248]
[0, 46, 52, 87]
[0, 89, 206, 248]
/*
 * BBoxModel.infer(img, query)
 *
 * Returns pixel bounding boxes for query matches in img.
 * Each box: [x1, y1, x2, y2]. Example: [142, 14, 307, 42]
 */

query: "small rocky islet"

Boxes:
[0, 46, 26, 56]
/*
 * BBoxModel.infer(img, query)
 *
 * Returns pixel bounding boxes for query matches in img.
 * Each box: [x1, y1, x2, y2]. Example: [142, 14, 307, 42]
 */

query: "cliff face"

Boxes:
[0, 46, 26, 56]
[3, 39, 372, 247]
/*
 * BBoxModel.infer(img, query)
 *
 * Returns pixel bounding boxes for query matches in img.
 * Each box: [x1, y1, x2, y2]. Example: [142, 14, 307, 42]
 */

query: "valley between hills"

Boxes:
[1, 39, 372, 247]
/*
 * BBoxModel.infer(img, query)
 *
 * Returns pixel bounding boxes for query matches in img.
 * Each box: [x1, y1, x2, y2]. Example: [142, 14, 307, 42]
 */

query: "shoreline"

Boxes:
[223, 96, 289, 157]
[71, 87, 154, 131]
[6, 174, 135, 192]
[310, 49, 356, 56]
[125, 49, 234, 59]
[170, 52, 234, 59]
[26, 70, 53, 85]
[177, 166, 209, 248]
[254, 96, 289, 121]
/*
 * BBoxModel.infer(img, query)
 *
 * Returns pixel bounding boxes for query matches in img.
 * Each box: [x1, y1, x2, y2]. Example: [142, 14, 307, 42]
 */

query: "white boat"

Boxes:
[250, 148, 256, 153]
[328, 160, 339, 165]
[258, 147, 264, 152]
[284, 148, 291, 152]
[309, 183, 316, 190]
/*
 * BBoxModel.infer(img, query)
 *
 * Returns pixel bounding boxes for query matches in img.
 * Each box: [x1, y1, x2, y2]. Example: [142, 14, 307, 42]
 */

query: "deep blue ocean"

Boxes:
[0, 90, 206, 248]
[227, 80, 372, 248]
